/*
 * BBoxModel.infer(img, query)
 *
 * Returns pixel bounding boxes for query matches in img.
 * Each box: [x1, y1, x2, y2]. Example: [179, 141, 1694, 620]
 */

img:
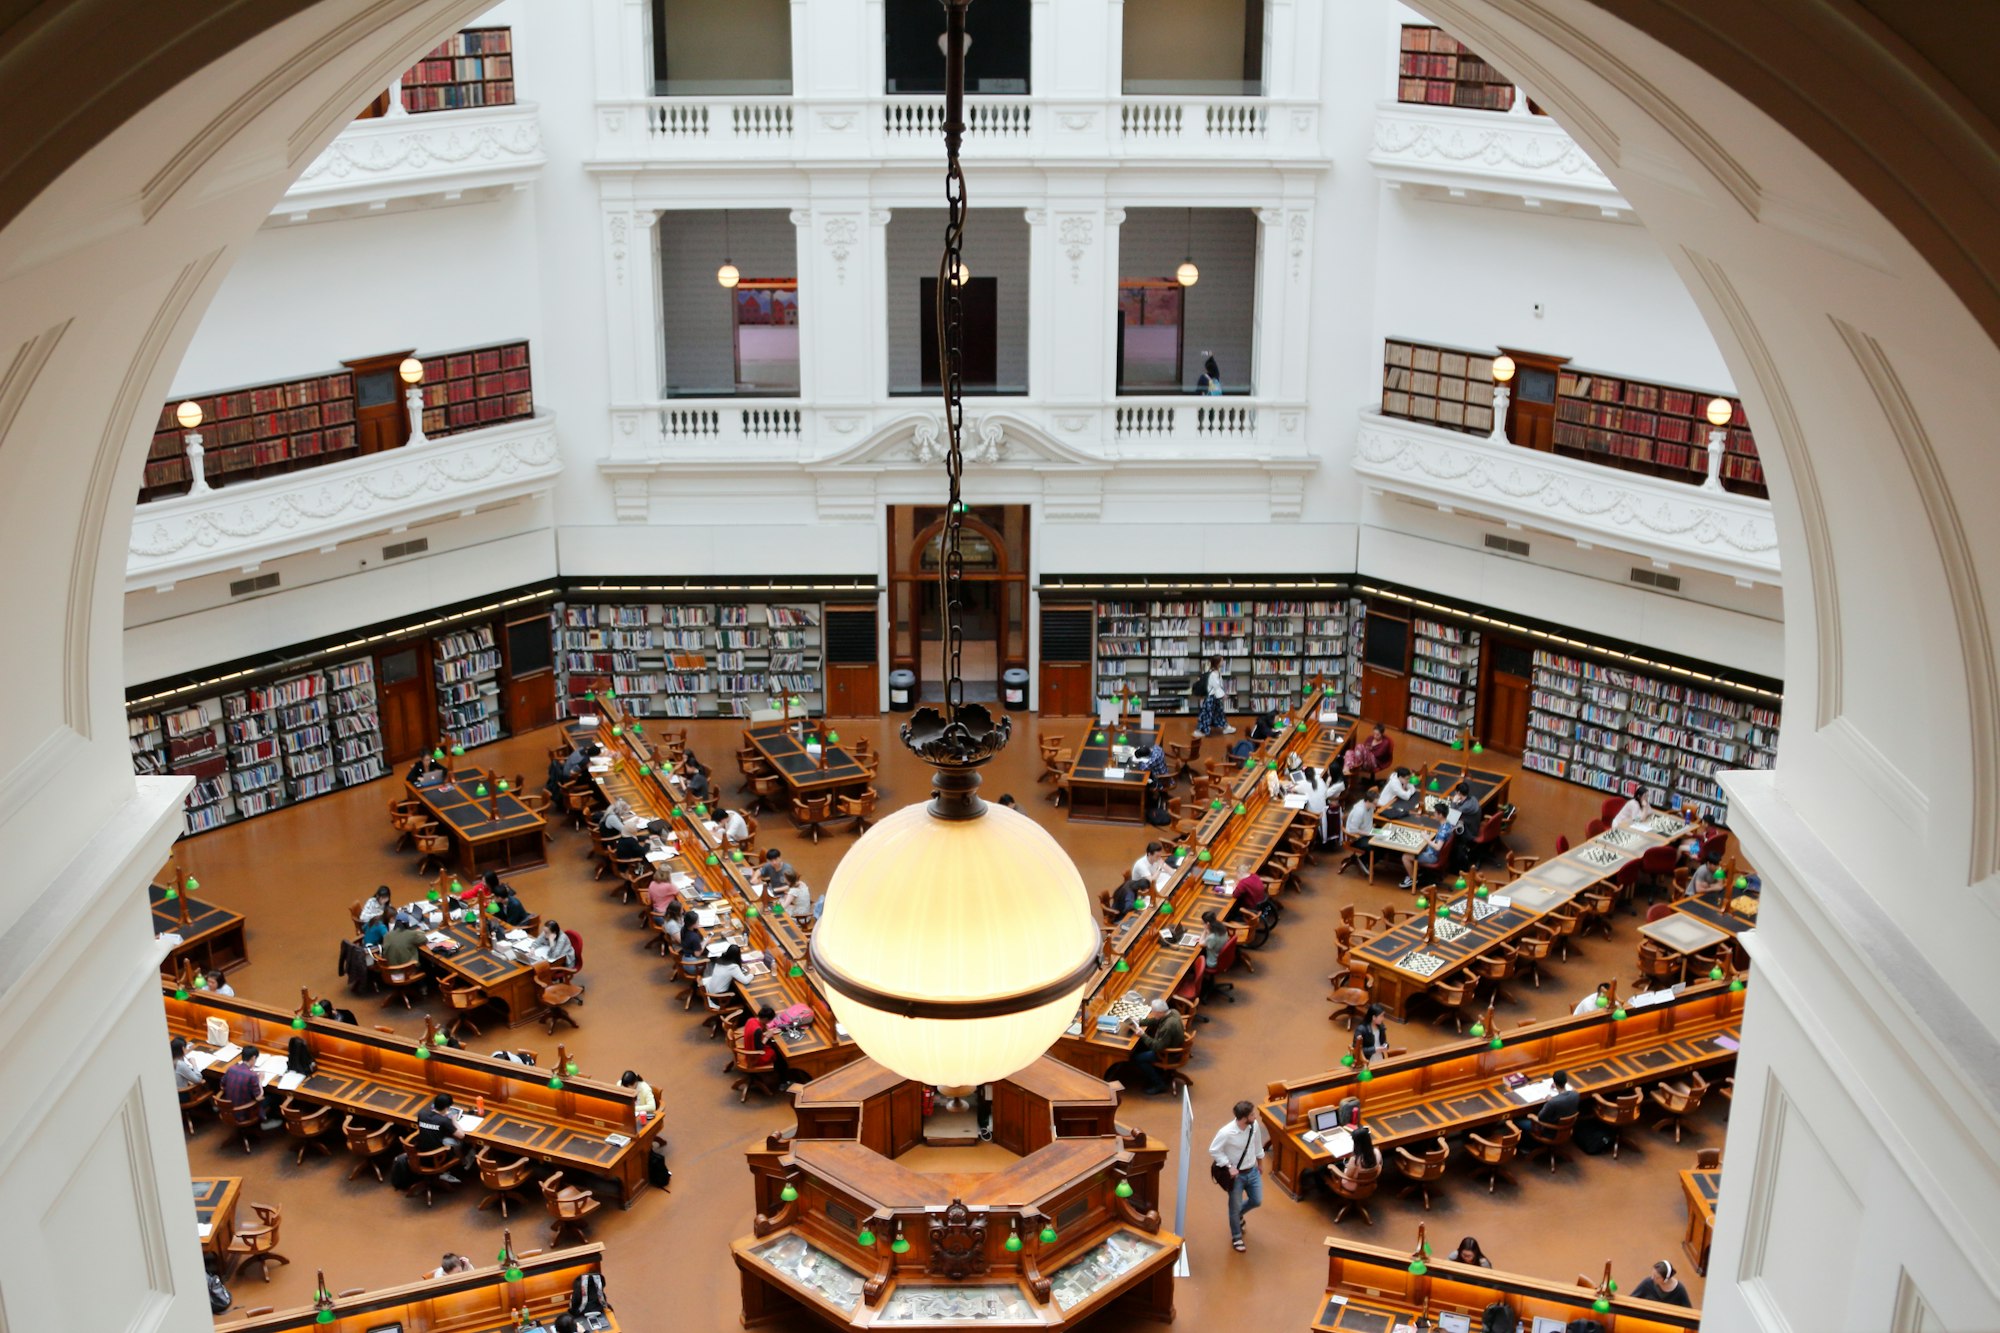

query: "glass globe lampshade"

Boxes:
[717, 260, 741, 290]
[947, 258, 973, 287]
[1705, 396, 1733, 427]
[174, 400, 203, 430]
[1491, 355, 1516, 384]
[811, 797, 1099, 1087]
[1175, 259, 1200, 288]
[398, 356, 424, 385]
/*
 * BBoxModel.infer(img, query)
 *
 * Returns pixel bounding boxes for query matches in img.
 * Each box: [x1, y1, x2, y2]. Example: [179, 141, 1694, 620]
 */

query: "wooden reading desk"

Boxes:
[1680, 1166, 1720, 1274]
[565, 713, 860, 1079]
[1310, 1237, 1700, 1333]
[152, 882, 248, 975]
[746, 719, 871, 799]
[164, 988, 661, 1206]
[1050, 696, 1356, 1076]
[1424, 761, 1512, 810]
[1260, 980, 1745, 1198]
[1352, 820, 1683, 1019]
[215, 1244, 614, 1332]
[1064, 726, 1159, 824]
[421, 912, 547, 1027]
[406, 766, 548, 875]
[191, 1175, 239, 1263]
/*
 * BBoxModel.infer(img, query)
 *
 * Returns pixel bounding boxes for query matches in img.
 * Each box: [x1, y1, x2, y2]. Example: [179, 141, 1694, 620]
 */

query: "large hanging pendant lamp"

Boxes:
[809, 0, 1099, 1088]
[717, 208, 740, 289]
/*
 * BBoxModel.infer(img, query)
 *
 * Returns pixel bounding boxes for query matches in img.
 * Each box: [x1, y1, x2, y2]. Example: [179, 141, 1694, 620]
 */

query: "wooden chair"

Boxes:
[400, 1134, 461, 1207]
[1694, 1147, 1723, 1170]
[1163, 741, 1194, 782]
[179, 1083, 215, 1136]
[738, 813, 761, 855]
[1037, 736, 1071, 783]
[609, 852, 650, 904]
[1393, 1137, 1449, 1210]
[1591, 1089, 1643, 1160]
[748, 774, 786, 816]
[729, 1039, 783, 1102]
[1503, 849, 1540, 880]
[1513, 929, 1554, 989]
[375, 958, 429, 1009]
[279, 1097, 335, 1164]
[701, 988, 743, 1042]
[1422, 978, 1478, 1034]
[1523, 1111, 1579, 1173]
[1578, 888, 1618, 940]
[1335, 831, 1375, 881]
[475, 1148, 535, 1218]
[1468, 947, 1518, 1008]
[540, 1173, 602, 1246]
[348, 900, 368, 939]
[389, 798, 427, 850]
[1635, 940, 1680, 990]
[836, 787, 878, 834]
[1327, 1162, 1383, 1226]
[439, 975, 498, 1041]
[791, 794, 833, 843]
[412, 821, 452, 875]
[1154, 1030, 1198, 1094]
[1464, 1124, 1521, 1193]
[224, 1204, 289, 1283]
[342, 1116, 395, 1181]
[670, 953, 705, 1010]
[532, 960, 583, 1033]
[850, 736, 874, 763]
[1546, 904, 1583, 962]
[220, 1098, 265, 1153]
[1650, 1072, 1711, 1142]
[561, 782, 598, 830]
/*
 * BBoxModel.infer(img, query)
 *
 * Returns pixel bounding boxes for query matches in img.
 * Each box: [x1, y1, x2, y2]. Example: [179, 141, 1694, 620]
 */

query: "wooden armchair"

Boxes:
[1393, 1136, 1449, 1210]
[1513, 929, 1554, 989]
[400, 1134, 461, 1207]
[729, 1039, 784, 1102]
[540, 1173, 603, 1246]
[701, 988, 743, 1042]
[1694, 1147, 1723, 1170]
[836, 787, 878, 834]
[1502, 849, 1540, 880]
[532, 960, 582, 1034]
[1578, 888, 1618, 940]
[1591, 1089, 1644, 1160]
[1326, 1161, 1383, 1226]
[1163, 741, 1194, 782]
[475, 1147, 536, 1218]
[220, 1098, 265, 1154]
[1546, 904, 1583, 962]
[1469, 947, 1518, 1008]
[1464, 1123, 1521, 1193]
[561, 781, 598, 830]
[609, 852, 650, 904]
[224, 1203, 289, 1282]
[737, 754, 775, 794]
[1422, 978, 1478, 1034]
[1523, 1111, 1579, 1174]
[791, 794, 834, 843]
[1336, 830, 1375, 882]
[439, 975, 498, 1041]
[748, 774, 786, 816]
[342, 1115, 395, 1181]
[1037, 735, 1071, 783]
[1650, 1072, 1711, 1142]
[374, 958, 429, 1009]
[348, 900, 367, 939]
[178, 1082, 215, 1136]
[278, 1096, 335, 1165]
[1154, 1029, 1198, 1095]
[412, 821, 452, 875]
[670, 952, 705, 1010]
[1635, 940, 1680, 991]
[389, 798, 427, 850]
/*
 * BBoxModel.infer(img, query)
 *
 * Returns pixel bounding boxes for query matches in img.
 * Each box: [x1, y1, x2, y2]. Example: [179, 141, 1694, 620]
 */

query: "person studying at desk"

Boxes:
[1377, 767, 1418, 811]
[380, 915, 426, 966]
[532, 920, 576, 968]
[358, 884, 393, 927]
[1574, 981, 1614, 1016]
[1123, 998, 1183, 1095]
[1129, 841, 1171, 890]
[1514, 1070, 1580, 1134]
[1613, 787, 1655, 829]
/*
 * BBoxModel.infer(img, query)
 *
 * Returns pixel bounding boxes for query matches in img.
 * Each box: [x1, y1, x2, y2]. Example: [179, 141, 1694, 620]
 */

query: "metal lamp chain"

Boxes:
[937, 0, 970, 732]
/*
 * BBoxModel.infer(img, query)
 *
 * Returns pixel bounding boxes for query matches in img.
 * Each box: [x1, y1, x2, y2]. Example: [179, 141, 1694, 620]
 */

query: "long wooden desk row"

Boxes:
[564, 710, 859, 1078]
[216, 1244, 613, 1332]
[164, 988, 660, 1207]
[405, 764, 550, 876]
[1310, 1238, 1700, 1333]
[1353, 814, 1692, 1019]
[152, 881, 249, 975]
[1260, 981, 1745, 1198]
[1051, 694, 1358, 1077]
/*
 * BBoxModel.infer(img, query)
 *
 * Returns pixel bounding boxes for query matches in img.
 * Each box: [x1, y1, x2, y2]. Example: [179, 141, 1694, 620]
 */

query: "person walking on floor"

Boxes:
[1209, 1099, 1270, 1252]
[1193, 656, 1236, 738]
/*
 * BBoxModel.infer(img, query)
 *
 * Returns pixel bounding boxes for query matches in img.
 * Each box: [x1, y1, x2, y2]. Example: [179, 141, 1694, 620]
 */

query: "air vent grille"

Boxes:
[1483, 533, 1530, 557]
[229, 572, 280, 597]
[383, 537, 431, 561]
[1630, 567, 1682, 592]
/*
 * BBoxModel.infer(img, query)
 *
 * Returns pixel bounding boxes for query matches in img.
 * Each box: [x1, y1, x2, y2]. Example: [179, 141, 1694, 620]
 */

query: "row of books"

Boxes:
[553, 601, 826, 719]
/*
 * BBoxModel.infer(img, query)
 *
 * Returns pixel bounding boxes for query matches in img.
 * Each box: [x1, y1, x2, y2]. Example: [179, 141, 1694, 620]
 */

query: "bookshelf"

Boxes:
[554, 599, 825, 720]
[1552, 369, 1764, 496]
[1303, 599, 1360, 712]
[1199, 600, 1253, 708]
[417, 341, 534, 438]
[435, 626, 503, 748]
[1149, 601, 1200, 713]
[1094, 601, 1150, 708]
[1381, 339, 1498, 436]
[328, 657, 387, 788]
[1407, 617, 1479, 743]
[221, 688, 287, 820]
[400, 28, 515, 113]
[142, 369, 357, 498]
[270, 671, 336, 803]
[161, 700, 229, 834]
[130, 711, 165, 778]
[1082, 595, 1358, 718]
[1396, 27, 1515, 111]
[1250, 600, 1306, 712]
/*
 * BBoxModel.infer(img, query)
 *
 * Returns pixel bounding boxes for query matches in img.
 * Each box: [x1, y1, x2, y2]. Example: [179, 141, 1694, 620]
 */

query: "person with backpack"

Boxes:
[1191, 656, 1235, 738]
[569, 1269, 611, 1317]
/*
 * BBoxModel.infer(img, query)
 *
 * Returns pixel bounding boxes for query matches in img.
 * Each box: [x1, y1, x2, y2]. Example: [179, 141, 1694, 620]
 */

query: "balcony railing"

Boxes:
[1352, 412, 1778, 584]
[276, 101, 545, 221]
[593, 94, 1321, 165]
[126, 413, 561, 591]
[1369, 101, 1626, 216]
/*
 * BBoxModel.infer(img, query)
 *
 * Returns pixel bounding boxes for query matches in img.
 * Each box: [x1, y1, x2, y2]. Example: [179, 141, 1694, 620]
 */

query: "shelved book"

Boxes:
[400, 27, 515, 113]
[1551, 368, 1763, 495]
[552, 600, 824, 720]
[435, 626, 502, 747]
[1396, 26, 1516, 111]
[142, 368, 357, 497]
[1406, 618, 1479, 743]
[417, 341, 534, 437]
[1092, 596, 1359, 717]
[1380, 339, 1498, 436]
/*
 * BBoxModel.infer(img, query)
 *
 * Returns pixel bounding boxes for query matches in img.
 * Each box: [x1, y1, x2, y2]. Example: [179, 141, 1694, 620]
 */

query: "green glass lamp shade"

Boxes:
[173, 987, 188, 1000]
[162, 886, 178, 900]
[1593, 1299, 1611, 1314]
[464, 909, 478, 923]
[1094, 732, 1105, 743]
[1730, 978, 1746, 991]
[1474, 884, 1490, 899]
[1454, 875, 1467, 890]
[427, 887, 441, 901]
[1612, 1008, 1628, 1020]
[603, 686, 616, 698]
[583, 691, 595, 702]
[746, 906, 761, 919]
[610, 727, 622, 738]
[1115, 732, 1128, 745]
[706, 853, 719, 865]
[1409, 1259, 1428, 1275]
[451, 744, 465, 756]
[1039, 1225, 1058, 1245]
[1276, 719, 1288, 732]
[1356, 1068, 1374, 1082]
[311, 1002, 327, 1016]
[1209, 799, 1224, 810]
[1489, 1035, 1504, 1049]
[772, 901, 786, 916]
[1004, 1232, 1023, 1252]
[780, 1184, 799, 1203]
[891, 1237, 911, 1255]
[433, 746, 446, 759]
[788, 963, 804, 978]
[1468, 1022, 1485, 1038]
[1197, 848, 1211, 862]
[193, 975, 207, 990]
[1595, 994, 1609, 1008]
[673, 805, 684, 817]
[451, 878, 464, 893]
[1114, 1180, 1133, 1199]
[827, 730, 840, 744]
[1472, 741, 1484, 753]
[1608, 1280, 1617, 1293]
[1714, 866, 1727, 880]
[1734, 875, 1749, 890]
[1340, 1053, 1356, 1067]
[1413, 896, 1428, 910]
[629, 722, 642, 734]
[1113, 957, 1129, 973]
[1233, 802, 1247, 815]
[291, 1016, 306, 1030]
[548, 1075, 564, 1090]
[857, 1229, 876, 1248]
[696, 803, 708, 816]
[316, 1311, 336, 1325]
[497, 779, 510, 792]
[1427, 778, 1441, 791]
[732, 850, 746, 862]
[504, 1266, 524, 1281]
[1451, 738, 1464, 750]
[474, 783, 488, 796]
[185, 875, 199, 891]
[1709, 966, 1724, 980]
[415, 1045, 430, 1060]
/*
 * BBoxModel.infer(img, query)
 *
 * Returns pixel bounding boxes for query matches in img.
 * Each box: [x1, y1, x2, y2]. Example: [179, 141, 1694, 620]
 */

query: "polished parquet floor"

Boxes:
[172, 714, 1730, 1329]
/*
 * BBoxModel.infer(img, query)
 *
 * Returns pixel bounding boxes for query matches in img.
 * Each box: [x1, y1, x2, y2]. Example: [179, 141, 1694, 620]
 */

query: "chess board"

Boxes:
[1574, 843, 1628, 870]
[1445, 898, 1504, 922]
[1431, 918, 1468, 944]
[1396, 950, 1450, 978]
[1593, 827, 1648, 850]
[1372, 824, 1430, 852]
[1638, 814, 1691, 839]
[1104, 994, 1152, 1022]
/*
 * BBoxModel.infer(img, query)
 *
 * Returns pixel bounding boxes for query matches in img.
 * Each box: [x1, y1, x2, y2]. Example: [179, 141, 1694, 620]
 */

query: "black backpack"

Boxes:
[647, 1140, 672, 1190]
[207, 1273, 232, 1314]
[570, 1272, 611, 1314]
[1573, 1116, 1618, 1156]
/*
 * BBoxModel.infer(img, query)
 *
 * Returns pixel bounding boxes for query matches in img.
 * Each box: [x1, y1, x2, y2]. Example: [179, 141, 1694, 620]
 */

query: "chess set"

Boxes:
[1430, 917, 1469, 944]
[1639, 814, 1692, 839]
[1574, 843, 1628, 869]
[1103, 993, 1153, 1023]
[1396, 950, 1450, 977]
[1448, 897, 1504, 922]
[1593, 827, 1648, 850]
[1373, 824, 1430, 852]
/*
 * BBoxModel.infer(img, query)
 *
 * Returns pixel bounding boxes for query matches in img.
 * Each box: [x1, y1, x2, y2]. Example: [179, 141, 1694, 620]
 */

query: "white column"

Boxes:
[385, 74, 408, 117]
[1104, 0, 1126, 95]
[1702, 426, 1727, 490]
[182, 432, 210, 492]
[1042, 189, 1114, 405]
[1263, 0, 1299, 98]
[1251, 205, 1288, 399]
[797, 192, 878, 412]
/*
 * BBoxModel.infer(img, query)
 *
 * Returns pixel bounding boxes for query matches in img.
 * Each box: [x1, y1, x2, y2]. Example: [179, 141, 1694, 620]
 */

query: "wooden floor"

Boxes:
[173, 714, 1731, 1328]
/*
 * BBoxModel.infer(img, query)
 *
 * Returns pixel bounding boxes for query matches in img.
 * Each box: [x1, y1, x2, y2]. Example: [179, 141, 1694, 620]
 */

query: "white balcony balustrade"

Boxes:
[274, 102, 546, 223]
[1368, 101, 1628, 218]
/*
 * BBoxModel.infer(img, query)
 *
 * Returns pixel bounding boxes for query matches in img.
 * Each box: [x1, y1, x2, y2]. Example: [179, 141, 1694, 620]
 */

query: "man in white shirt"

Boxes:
[1376, 768, 1418, 810]
[1613, 789, 1652, 829]
[1209, 1099, 1270, 1251]
[1343, 791, 1377, 841]
[1129, 841, 1171, 890]
[1574, 981, 1614, 1016]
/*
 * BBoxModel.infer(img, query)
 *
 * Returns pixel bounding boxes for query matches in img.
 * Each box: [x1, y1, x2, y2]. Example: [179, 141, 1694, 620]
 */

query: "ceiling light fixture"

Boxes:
[810, 0, 1099, 1088]
[1176, 206, 1199, 287]
[717, 208, 740, 289]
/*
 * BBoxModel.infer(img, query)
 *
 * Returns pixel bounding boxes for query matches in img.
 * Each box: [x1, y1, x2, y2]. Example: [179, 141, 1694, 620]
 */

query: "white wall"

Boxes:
[885, 209, 1031, 393]
[659, 208, 799, 395]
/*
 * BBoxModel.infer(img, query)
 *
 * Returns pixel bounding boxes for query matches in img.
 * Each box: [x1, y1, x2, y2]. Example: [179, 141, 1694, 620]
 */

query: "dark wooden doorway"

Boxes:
[1478, 633, 1534, 754]
[823, 603, 881, 717]
[375, 641, 434, 763]
[919, 277, 999, 390]
[1038, 603, 1095, 716]
[887, 504, 1028, 702]
[1359, 607, 1412, 729]
[1498, 346, 1569, 453]
[343, 349, 417, 455]
[502, 614, 557, 734]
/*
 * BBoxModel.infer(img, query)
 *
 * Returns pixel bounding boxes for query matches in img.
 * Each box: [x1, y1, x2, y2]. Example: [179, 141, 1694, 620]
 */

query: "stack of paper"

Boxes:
[1513, 1078, 1556, 1103]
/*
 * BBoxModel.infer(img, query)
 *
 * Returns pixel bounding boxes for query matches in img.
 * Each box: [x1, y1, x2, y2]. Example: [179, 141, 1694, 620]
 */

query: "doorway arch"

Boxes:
[887, 504, 1030, 701]
[4, 3, 2000, 1329]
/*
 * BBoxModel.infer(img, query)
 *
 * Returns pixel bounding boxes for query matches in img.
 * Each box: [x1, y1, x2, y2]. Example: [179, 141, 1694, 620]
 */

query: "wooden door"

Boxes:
[1498, 346, 1570, 453]
[376, 642, 434, 763]
[824, 603, 879, 716]
[1359, 608, 1411, 728]
[1038, 603, 1094, 716]
[919, 277, 999, 389]
[1479, 635, 1534, 754]
[502, 614, 557, 733]
[343, 350, 417, 455]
